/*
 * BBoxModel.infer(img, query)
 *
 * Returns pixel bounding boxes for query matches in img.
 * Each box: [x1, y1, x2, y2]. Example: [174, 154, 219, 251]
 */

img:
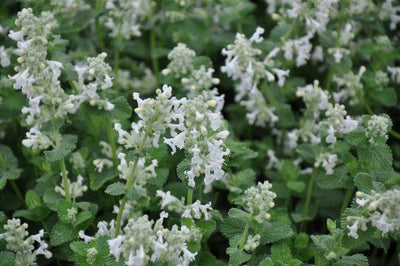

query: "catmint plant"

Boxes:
[1, 1, 400, 265]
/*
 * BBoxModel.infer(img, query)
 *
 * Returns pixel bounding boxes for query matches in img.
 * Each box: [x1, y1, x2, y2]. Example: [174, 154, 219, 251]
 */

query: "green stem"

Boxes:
[59, 159, 71, 202]
[238, 219, 251, 250]
[301, 170, 316, 231]
[150, 30, 159, 79]
[236, 22, 243, 33]
[390, 129, 400, 141]
[113, 35, 122, 90]
[114, 135, 148, 237]
[95, 0, 105, 51]
[106, 120, 118, 166]
[0, 151, 25, 206]
[114, 197, 127, 237]
[9, 181, 25, 206]
[282, 19, 298, 42]
[325, 68, 334, 92]
[186, 188, 193, 205]
[340, 186, 355, 216]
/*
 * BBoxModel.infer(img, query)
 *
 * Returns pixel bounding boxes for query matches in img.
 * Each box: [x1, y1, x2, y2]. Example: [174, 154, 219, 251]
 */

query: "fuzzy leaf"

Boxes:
[0, 251, 15, 266]
[44, 135, 77, 162]
[51, 223, 77, 246]
[105, 182, 125, 196]
[227, 247, 251, 266]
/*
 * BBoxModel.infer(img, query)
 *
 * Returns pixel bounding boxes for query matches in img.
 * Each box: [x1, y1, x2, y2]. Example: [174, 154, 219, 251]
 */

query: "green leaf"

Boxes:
[345, 129, 368, 149]
[196, 219, 216, 241]
[257, 221, 294, 244]
[74, 210, 93, 228]
[357, 144, 393, 170]
[43, 188, 63, 211]
[334, 254, 369, 266]
[369, 87, 397, 107]
[57, 200, 73, 223]
[220, 208, 250, 238]
[51, 223, 77, 246]
[270, 244, 301, 265]
[44, 135, 77, 162]
[90, 168, 118, 190]
[70, 241, 88, 257]
[287, 180, 305, 193]
[0, 251, 15, 266]
[0, 145, 22, 181]
[317, 166, 350, 190]
[177, 158, 191, 185]
[106, 96, 132, 120]
[25, 190, 41, 209]
[259, 258, 274, 266]
[148, 168, 169, 187]
[227, 247, 251, 266]
[296, 144, 319, 163]
[105, 182, 125, 196]
[353, 172, 374, 193]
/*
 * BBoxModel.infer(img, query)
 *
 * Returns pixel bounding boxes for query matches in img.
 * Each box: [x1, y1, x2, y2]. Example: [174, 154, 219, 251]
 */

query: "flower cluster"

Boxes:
[0, 218, 52, 265]
[75, 52, 115, 111]
[156, 190, 213, 220]
[55, 174, 88, 200]
[365, 115, 391, 144]
[107, 213, 200, 266]
[237, 181, 277, 223]
[221, 27, 286, 127]
[314, 152, 338, 175]
[102, 0, 152, 39]
[164, 95, 230, 187]
[347, 188, 400, 238]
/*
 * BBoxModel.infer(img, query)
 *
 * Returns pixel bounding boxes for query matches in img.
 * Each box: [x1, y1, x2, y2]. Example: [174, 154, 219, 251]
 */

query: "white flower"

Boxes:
[375, 214, 393, 236]
[164, 131, 186, 154]
[8, 30, 24, 41]
[347, 220, 360, 239]
[108, 235, 124, 261]
[326, 125, 337, 144]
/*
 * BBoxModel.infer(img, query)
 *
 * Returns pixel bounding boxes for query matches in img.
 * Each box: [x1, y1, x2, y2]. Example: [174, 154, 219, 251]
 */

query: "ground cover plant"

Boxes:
[0, 0, 400, 265]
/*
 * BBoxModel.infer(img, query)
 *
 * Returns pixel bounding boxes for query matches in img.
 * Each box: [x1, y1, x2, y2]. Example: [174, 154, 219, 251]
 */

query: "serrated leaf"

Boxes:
[196, 219, 216, 241]
[295, 144, 318, 163]
[317, 166, 350, 190]
[345, 129, 368, 148]
[220, 209, 250, 238]
[70, 241, 89, 257]
[107, 96, 132, 120]
[44, 135, 77, 162]
[90, 168, 118, 190]
[177, 158, 191, 185]
[353, 172, 374, 193]
[227, 247, 251, 266]
[57, 200, 73, 223]
[74, 210, 93, 228]
[0, 145, 22, 181]
[358, 144, 393, 170]
[51, 223, 77, 246]
[334, 254, 369, 266]
[105, 182, 125, 196]
[43, 188, 63, 211]
[0, 251, 15, 266]
[257, 221, 294, 244]
[25, 190, 41, 209]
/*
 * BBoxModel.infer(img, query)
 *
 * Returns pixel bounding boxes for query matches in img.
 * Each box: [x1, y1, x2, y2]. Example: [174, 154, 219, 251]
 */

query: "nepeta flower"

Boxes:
[237, 181, 277, 223]
[347, 189, 400, 237]
[102, 0, 152, 39]
[314, 152, 337, 175]
[0, 218, 52, 265]
[221, 27, 286, 127]
[366, 115, 390, 144]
